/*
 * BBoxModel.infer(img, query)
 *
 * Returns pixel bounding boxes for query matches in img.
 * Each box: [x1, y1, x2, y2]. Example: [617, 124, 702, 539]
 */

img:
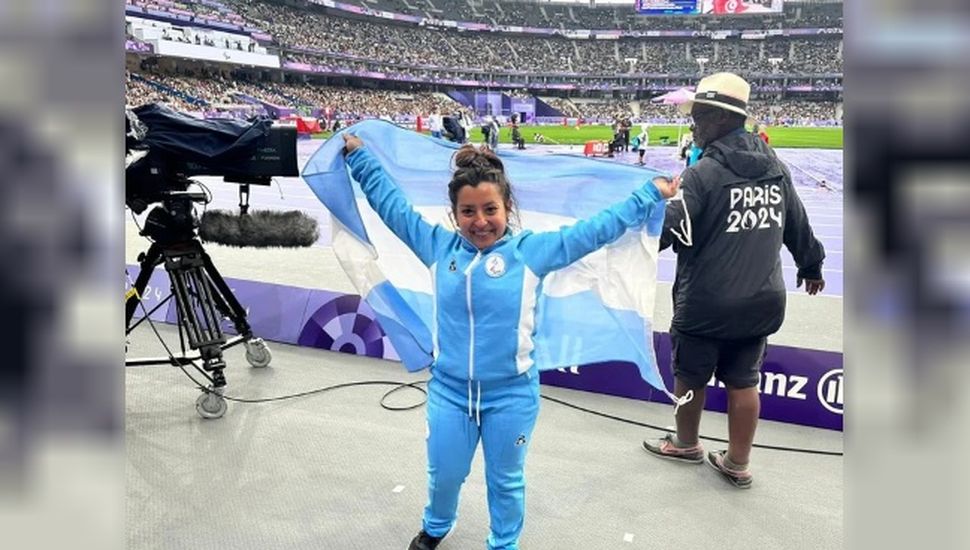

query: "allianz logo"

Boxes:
[706, 368, 843, 415]
[555, 365, 844, 415]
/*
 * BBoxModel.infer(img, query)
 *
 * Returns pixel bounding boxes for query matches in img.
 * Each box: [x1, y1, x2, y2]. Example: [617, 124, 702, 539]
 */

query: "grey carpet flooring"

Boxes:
[127, 324, 842, 550]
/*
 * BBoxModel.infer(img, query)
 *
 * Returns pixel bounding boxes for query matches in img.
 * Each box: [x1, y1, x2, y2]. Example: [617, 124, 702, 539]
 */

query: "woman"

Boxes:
[341, 133, 678, 550]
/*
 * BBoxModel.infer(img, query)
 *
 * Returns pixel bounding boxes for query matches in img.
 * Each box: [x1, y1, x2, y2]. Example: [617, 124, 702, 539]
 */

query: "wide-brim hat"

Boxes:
[679, 72, 751, 118]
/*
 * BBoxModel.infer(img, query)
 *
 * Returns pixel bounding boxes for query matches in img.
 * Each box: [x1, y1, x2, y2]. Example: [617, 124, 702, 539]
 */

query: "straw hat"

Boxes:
[679, 72, 751, 118]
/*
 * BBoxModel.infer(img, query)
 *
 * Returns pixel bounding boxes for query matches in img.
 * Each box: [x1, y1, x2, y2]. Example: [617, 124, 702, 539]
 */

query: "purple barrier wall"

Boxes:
[540, 333, 843, 431]
[126, 265, 401, 361]
[126, 268, 175, 323]
[126, 265, 841, 431]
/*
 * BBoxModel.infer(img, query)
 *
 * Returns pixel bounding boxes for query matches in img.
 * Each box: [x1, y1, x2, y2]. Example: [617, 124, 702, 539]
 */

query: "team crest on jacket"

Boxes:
[484, 253, 506, 277]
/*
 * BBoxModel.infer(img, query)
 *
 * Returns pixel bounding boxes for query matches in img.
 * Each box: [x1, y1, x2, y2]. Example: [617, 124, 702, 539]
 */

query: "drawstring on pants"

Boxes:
[476, 383, 482, 427]
[466, 379, 482, 427]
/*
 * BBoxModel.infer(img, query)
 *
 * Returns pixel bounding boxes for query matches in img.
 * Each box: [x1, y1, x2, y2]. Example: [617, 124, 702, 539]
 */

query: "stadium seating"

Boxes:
[124, 0, 843, 125]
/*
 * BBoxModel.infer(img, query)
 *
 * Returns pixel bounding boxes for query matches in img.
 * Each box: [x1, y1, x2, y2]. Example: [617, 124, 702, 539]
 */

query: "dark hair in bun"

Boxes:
[448, 145, 519, 230]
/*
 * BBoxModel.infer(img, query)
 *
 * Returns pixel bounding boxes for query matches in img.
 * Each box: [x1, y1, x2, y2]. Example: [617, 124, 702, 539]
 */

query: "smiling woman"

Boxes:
[448, 145, 518, 250]
[455, 184, 508, 250]
[336, 127, 677, 550]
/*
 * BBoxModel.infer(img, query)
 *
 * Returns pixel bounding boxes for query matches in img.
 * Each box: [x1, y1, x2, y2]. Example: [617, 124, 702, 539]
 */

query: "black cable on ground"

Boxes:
[128, 280, 839, 457]
[169, 357, 429, 411]
[219, 380, 428, 410]
[540, 394, 843, 457]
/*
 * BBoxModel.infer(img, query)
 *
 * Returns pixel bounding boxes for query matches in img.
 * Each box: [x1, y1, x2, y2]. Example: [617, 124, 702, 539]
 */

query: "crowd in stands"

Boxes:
[571, 99, 639, 121]
[790, 40, 843, 73]
[126, 69, 460, 120]
[750, 100, 840, 126]
[305, 0, 842, 32]
[229, 0, 841, 76]
[128, 0, 250, 29]
[127, 0, 843, 78]
[544, 97, 582, 118]
[125, 0, 842, 127]
[137, 0, 841, 37]
[126, 68, 840, 127]
[126, 71, 200, 112]
[552, 99, 839, 126]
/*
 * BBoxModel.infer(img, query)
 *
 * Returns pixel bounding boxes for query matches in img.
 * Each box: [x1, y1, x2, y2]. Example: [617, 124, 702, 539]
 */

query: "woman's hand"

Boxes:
[651, 174, 681, 199]
[342, 133, 364, 155]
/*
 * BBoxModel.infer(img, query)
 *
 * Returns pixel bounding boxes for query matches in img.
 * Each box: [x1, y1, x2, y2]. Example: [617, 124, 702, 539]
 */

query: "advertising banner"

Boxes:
[126, 254, 842, 432]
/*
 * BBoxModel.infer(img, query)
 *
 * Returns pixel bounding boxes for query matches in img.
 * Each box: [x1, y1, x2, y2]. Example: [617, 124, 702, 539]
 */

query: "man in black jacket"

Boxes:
[642, 73, 826, 488]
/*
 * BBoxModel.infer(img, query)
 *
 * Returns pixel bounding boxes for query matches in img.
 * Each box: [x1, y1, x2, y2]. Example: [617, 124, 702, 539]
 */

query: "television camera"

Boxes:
[125, 104, 313, 418]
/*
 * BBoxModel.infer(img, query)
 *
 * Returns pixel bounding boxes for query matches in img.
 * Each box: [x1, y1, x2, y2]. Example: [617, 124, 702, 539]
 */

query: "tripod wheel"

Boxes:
[196, 391, 228, 419]
[245, 338, 272, 368]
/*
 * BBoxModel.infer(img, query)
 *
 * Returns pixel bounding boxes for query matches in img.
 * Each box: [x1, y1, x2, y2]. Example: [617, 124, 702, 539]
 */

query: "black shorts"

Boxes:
[670, 328, 767, 389]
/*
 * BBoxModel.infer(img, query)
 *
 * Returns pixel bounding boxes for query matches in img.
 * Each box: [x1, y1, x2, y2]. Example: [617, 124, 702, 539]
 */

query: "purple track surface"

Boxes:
[202, 139, 843, 297]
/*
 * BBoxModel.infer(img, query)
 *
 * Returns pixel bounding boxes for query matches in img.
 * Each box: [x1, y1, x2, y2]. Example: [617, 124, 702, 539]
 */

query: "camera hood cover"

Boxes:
[131, 103, 273, 164]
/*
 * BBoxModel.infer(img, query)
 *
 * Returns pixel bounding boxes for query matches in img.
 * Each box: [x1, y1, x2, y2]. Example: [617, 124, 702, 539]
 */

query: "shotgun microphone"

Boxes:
[199, 209, 320, 248]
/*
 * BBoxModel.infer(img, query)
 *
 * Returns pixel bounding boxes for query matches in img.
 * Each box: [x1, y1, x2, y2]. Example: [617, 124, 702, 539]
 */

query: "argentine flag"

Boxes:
[303, 120, 671, 395]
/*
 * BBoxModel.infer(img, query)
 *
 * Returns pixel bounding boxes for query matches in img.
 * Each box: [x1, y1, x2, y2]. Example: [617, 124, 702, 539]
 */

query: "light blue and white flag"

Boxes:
[303, 120, 672, 395]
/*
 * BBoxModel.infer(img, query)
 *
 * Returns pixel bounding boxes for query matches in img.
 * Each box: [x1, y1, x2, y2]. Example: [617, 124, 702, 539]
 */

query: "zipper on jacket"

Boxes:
[463, 252, 482, 380]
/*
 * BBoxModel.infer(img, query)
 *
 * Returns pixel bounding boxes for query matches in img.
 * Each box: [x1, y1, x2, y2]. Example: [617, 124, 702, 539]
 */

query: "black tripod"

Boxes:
[125, 197, 271, 419]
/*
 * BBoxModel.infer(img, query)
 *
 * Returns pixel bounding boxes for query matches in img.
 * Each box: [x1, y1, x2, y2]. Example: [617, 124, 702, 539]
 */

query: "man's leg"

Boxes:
[703, 337, 766, 488]
[643, 329, 715, 461]
[674, 377, 707, 446]
[716, 337, 766, 467]
[725, 385, 760, 466]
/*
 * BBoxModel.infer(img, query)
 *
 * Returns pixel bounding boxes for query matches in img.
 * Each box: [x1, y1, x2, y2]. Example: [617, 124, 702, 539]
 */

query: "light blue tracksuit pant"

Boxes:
[422, 369, 540, 550]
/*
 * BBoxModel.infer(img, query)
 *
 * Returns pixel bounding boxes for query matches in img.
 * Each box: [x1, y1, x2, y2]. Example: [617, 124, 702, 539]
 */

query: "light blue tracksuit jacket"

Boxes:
[346, 147, 664, 549]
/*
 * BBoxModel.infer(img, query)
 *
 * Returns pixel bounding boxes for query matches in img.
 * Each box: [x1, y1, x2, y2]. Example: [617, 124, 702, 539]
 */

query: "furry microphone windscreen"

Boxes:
[199, 210, 320, 248]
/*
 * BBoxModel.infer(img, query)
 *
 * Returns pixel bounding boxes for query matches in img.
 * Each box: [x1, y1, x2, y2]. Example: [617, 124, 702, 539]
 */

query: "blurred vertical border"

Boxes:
[847, 0, 970, 548]
[0, 1, 124, 549]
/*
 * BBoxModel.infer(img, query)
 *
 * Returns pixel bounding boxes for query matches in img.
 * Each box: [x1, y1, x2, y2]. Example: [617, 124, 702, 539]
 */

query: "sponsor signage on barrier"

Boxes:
[126, 267, 842, 431]
[126, 268, 174, 323]
[126, 265, 401, 361]
[539, 333, 843, 431]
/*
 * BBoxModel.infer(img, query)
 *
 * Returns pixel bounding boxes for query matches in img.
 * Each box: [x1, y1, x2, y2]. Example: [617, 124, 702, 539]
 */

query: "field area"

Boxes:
[474, 124, 844, 149]
[318, 124, 843, 149]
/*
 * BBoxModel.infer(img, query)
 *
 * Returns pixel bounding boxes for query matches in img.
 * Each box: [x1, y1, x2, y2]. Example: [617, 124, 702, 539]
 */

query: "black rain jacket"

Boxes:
[660, 129, 826, 340]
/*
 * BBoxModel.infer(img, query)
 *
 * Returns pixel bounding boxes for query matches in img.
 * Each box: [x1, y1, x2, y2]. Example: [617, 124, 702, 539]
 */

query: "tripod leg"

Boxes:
[167, 253, 230, 420]
[197, 246, 272, 368]
[197, 244, 253, 338]
[165, 250, 228, 385]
